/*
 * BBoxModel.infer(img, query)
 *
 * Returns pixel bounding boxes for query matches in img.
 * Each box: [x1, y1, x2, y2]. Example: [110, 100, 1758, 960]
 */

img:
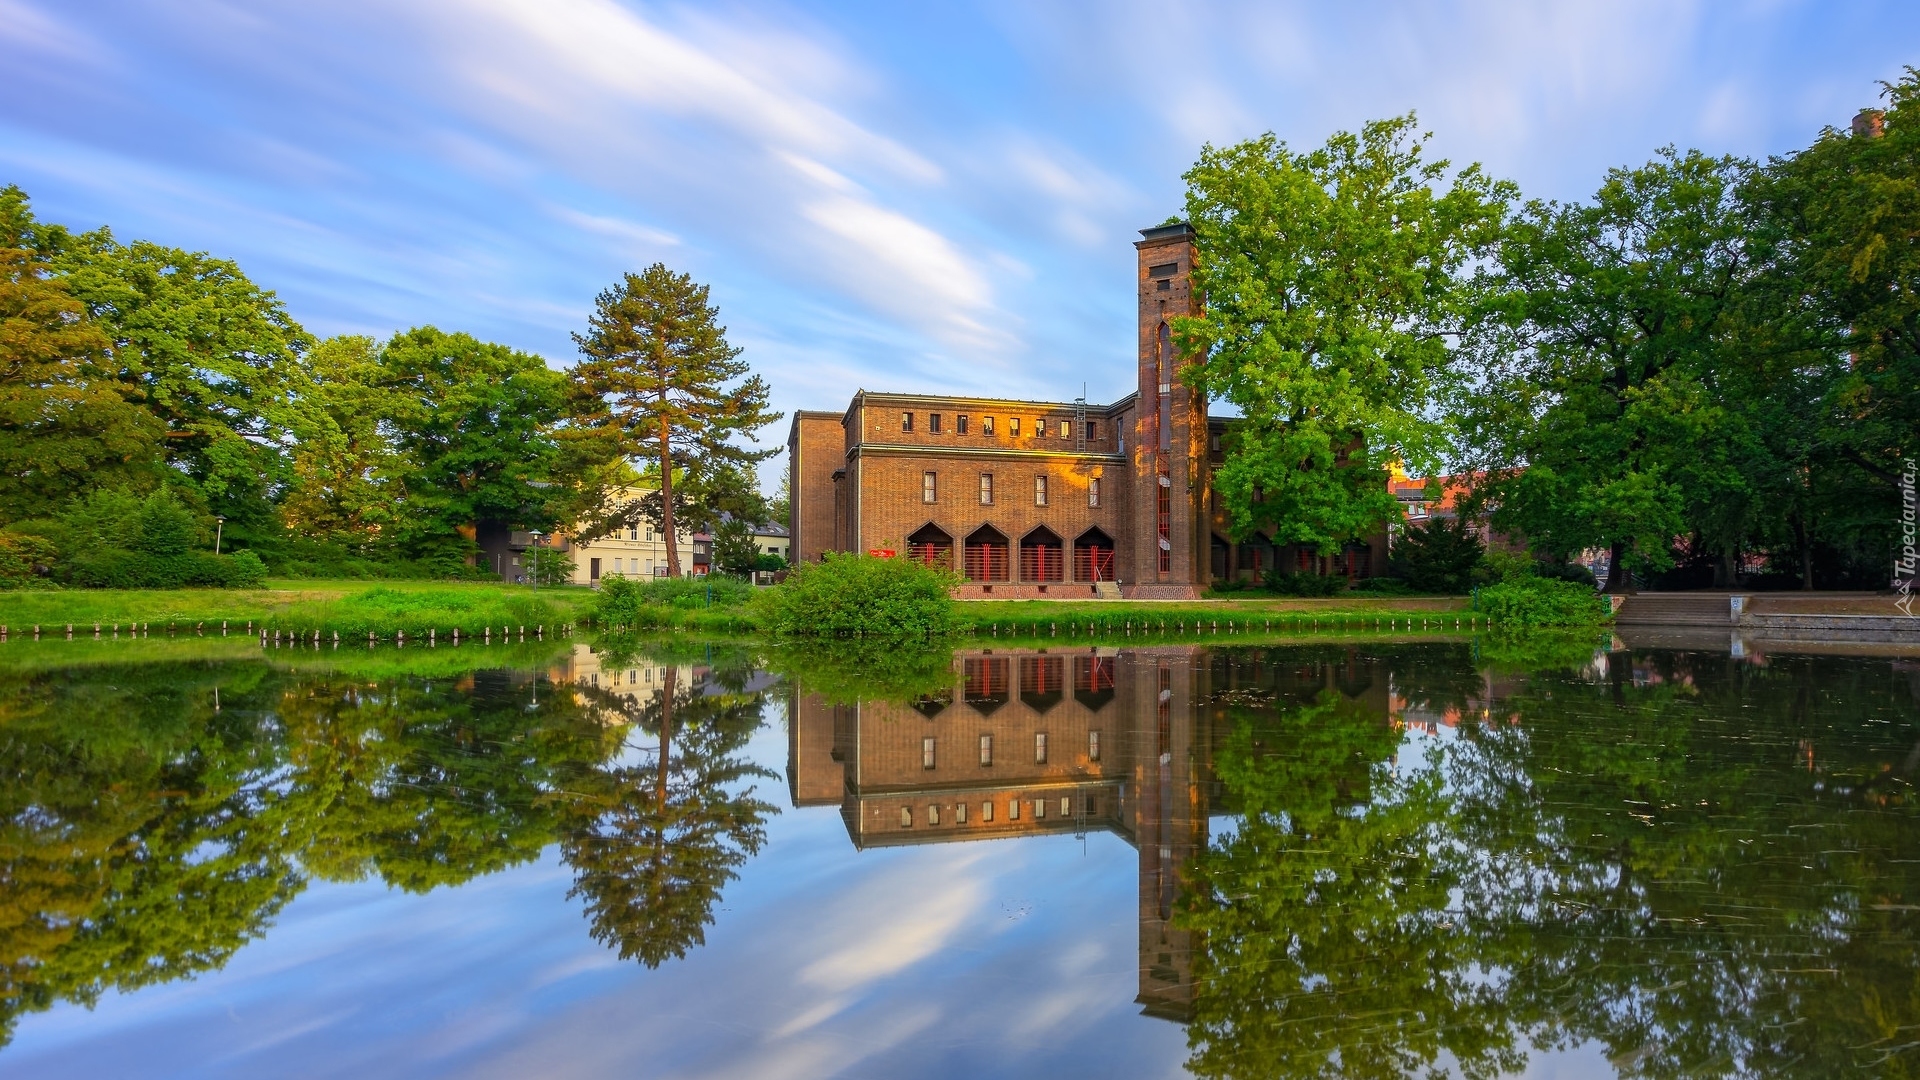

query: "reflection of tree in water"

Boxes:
[0, 652, 773, 1043]
[1183, 646, 1920, 1079]
[558, 663, 777, 967]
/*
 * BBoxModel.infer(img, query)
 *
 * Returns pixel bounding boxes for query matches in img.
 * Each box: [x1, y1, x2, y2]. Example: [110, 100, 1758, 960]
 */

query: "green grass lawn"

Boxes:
[0, 579, 595, 636]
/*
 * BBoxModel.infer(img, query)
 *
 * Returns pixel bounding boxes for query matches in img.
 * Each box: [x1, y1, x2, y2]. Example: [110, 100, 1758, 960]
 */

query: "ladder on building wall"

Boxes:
[1075, 384, 1088, 452]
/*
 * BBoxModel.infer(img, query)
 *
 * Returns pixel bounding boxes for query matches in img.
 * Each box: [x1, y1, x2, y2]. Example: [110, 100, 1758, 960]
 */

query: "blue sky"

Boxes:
[2, 1, 1914, 456]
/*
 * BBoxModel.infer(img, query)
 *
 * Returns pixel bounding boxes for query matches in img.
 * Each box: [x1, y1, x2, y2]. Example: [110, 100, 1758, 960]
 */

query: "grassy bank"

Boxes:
[0, 579, 593, 638]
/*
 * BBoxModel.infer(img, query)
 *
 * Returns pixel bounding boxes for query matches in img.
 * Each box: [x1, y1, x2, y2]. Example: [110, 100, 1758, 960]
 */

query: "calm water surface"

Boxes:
[3, 639, 1919, 1078]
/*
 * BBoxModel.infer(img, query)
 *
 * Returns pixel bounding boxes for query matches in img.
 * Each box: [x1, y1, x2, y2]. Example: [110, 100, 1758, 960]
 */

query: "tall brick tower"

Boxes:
[1129, 223, 1208, 598]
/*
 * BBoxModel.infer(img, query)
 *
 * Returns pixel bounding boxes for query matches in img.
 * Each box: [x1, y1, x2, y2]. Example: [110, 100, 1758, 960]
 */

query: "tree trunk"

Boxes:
[1793, 512, 1813, 590]
[1603, 539, 1633, 594]
[657, 664, 674, 810]
[659, 426, 681, 577]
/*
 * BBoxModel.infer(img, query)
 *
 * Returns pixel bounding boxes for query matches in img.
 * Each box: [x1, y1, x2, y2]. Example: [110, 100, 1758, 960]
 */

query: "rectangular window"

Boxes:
[628, 523, 639, 541]
[979, 733, 993, 766]
[922, 736, 935, 769]
[1036, 418, 1047, 437]
[955, 802, 967, 824]
[1211, 433, 1222, 451]
[979, 473, 994, 506]
[1089, 730, 1101, 761]
[1060, 420, 1072, 440]
[1008, 800, 1020, 821]
[928, 804, 940, 825]
[1060, 797, 1071, 817]
[1088, 477, 1100, 507]
[1034, 798, 1046, 820]
[1034, 475, 1048, 506]
[1009, 417, 1021, 437]
[902, 412, 913, 432]
[930, 413, 943, 434]
[1034, 732, 1048, 764]
[922, 471, 937, 504]
[981, 801, 993, 823]
[1087, 420, 1097, 441]
[899, 806, 912, 827]
[983, 416, 995, 436]
[957, 414, 969, 435]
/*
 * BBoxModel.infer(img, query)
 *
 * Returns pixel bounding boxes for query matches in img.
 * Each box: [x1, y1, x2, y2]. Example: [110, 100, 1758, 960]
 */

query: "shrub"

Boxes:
[1262, 569, 1345, 597]
[1534, 560, 1598, 587]
[0, 531, 57, 588]
[1389, 515, 1483, 593]
[1476, 577, 1609, 628]
[1348, 576, 1414, 596]
[68, 549, 267, 589]
[757, 552, 958, 637]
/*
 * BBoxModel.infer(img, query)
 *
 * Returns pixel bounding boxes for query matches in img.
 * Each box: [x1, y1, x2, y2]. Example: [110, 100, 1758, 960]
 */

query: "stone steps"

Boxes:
[1615, 593, 1737, 626]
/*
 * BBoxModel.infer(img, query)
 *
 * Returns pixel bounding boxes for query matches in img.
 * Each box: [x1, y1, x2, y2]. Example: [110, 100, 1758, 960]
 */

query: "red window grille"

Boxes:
[1073, 545, 1115, 581]
[909, 543, 952, 569]
[964, 540, 1008, 580]
[964, 657, 1009, 701]
[1157, 477, 1171, 576]
[1020, 542, 1063, 581]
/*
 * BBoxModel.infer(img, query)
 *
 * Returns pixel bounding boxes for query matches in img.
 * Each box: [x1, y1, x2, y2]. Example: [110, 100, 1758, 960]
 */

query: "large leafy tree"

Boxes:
[1179, 116, 1513, 555]
[278, 335, 404, 544]
[1462, 150, 1755, 590]
[380, 326, 568, 562]
[40, 222, 310, 535]
[0, 186, 162, 518]
[572, 265, 779, 575]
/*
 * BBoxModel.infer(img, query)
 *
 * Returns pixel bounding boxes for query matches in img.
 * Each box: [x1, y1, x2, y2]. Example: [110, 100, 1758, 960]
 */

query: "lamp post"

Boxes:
[215, 516, 225, 555]
[528, 531, 543, 590]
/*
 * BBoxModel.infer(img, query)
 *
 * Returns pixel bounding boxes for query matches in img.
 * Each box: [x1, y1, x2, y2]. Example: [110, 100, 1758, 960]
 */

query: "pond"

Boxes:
[2, 637, 1918, 1078]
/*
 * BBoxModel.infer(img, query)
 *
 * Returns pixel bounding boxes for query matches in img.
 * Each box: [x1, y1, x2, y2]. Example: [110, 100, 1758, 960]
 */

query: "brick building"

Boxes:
[788, 222, 1387, 599]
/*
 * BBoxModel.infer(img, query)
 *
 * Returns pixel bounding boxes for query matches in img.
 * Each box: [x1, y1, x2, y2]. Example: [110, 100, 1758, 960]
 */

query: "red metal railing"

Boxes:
[1073, 547, 1115, 581]
[964, 543, 1008, 581]
[1020, 544, 1063, 582]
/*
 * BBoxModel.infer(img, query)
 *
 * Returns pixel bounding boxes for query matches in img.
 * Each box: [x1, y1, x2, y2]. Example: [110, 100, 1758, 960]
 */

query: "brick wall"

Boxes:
[789, 411, 846, 564]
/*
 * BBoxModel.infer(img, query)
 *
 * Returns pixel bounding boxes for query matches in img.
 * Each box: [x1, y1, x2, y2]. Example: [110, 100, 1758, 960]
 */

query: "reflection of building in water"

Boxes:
[550, 644, 707, 715]
[789, 644, 1401, 1025]
[789, 646, 1215, 1021]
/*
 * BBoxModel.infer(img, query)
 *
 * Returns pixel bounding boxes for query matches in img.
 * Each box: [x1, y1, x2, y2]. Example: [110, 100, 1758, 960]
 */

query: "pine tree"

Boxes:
[571, 265, 779, 576]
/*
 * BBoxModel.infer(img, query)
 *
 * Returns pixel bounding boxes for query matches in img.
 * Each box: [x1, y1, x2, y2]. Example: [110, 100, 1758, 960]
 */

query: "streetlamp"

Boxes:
[215, 516, 225, 555]
[528, 531, 544, 590]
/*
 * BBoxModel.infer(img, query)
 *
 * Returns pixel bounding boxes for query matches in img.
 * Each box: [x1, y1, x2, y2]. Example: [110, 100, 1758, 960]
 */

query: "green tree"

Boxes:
[572, 265, 780, 576]
[279, 335, 404, 544]
[43, 224, 310, 535]
[1388, 514, 1484, 592]
[380, 327, 568, 566]
[0, 186, 163, 519]
[1463, 150, 1754, 591]
[1179, 116, 1513, 555]
[557, 663, 776, 966]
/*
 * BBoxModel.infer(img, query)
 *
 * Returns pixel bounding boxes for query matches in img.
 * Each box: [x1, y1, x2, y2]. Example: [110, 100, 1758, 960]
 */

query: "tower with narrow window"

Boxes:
[1129, 223, 1209, 597]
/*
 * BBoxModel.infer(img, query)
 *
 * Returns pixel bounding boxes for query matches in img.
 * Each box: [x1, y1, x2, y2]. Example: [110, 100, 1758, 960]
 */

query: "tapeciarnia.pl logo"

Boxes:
[1898, 458, 1917, 616]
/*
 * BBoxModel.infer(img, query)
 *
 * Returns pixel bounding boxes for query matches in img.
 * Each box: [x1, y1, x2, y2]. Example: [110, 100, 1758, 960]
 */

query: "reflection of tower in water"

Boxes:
[786, 645, 1215, 1022]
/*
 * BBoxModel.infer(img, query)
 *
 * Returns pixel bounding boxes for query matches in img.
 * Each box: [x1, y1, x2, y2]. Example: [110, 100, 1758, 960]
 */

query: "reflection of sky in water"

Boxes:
[0, 704, 1188, 1079]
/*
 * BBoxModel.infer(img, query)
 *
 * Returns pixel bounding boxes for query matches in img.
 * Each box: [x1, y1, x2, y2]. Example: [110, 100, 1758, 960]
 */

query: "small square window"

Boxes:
[930, 413, 943, 434]
[922, 736, 936, 769]
[1089, 477, 1101, 507]
[983, 416, 995, 436]
[902, 412, 914, 432]
[979, 733, 993, 765]
[957, 414, 969, 435]
[1010, 417, 1021, 437]
[1035, 475, 1048, 506]
[922, 471, 937, 504]
[1036, 418, 1047, 437]
[1034, 732, 1048, 764]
